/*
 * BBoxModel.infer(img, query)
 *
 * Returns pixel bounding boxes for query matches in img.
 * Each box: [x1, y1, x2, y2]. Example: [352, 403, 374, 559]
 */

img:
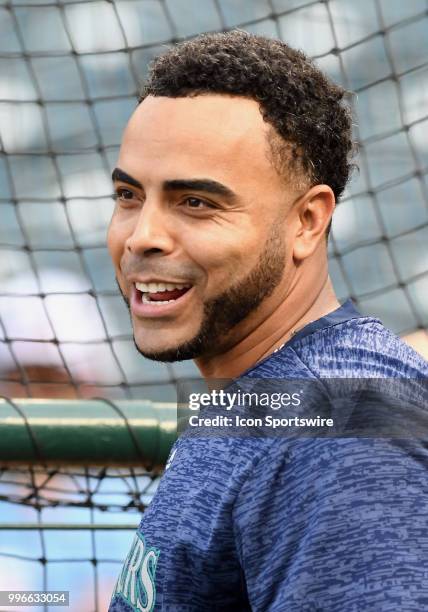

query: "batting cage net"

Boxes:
[0, 465, 161, 611]
[0, 395, 175, 610]
[0, 0, 427, 609]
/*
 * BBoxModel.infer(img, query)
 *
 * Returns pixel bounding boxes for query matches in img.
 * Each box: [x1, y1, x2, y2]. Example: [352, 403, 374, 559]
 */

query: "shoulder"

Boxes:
[288, 316, 428, 377]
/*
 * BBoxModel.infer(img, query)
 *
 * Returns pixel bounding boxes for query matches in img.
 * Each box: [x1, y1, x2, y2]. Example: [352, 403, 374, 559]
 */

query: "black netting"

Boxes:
[0, 465, 160, 611]
[0, 0, 427, 609]
[1, 0, 427, 403]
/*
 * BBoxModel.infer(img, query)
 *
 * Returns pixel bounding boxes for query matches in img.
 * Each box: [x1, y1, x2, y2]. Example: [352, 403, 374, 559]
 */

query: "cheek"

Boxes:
[107, 218, 126, 269]
[184, 225, 264, 285]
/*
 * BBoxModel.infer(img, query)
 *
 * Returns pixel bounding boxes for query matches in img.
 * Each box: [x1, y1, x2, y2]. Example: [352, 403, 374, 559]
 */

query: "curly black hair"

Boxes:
[139, 30, 355, 203]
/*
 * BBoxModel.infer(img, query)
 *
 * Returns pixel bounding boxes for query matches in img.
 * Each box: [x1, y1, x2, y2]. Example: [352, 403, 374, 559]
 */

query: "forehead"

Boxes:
[118, 94, 281, 190]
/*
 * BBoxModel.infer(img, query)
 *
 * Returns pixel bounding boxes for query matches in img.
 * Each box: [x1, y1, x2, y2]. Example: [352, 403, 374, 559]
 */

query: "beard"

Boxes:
[119, 222, 286, 362]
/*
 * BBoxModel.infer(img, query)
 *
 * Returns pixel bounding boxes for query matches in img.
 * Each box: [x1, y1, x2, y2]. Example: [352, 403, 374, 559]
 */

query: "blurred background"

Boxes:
[0, 0, 427, 610]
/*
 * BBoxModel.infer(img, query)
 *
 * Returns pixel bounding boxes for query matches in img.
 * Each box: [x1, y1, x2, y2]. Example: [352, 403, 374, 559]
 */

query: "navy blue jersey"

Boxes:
[109, 301, 428, 611]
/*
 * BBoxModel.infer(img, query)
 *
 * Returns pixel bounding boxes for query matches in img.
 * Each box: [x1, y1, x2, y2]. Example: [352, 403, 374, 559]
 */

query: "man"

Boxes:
[108, 31, 428, 611]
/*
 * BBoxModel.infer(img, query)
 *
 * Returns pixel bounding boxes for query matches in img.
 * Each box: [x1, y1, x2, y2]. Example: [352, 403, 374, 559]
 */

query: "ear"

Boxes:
[292, 185, 335, 261]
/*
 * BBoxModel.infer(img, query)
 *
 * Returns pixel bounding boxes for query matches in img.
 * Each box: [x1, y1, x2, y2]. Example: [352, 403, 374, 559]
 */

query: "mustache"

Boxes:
[119, 256, 201, 284]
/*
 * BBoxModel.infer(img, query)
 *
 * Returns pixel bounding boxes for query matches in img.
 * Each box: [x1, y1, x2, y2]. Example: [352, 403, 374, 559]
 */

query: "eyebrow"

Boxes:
[112, 167, 142, 189]
[164, 179, 238, 202]
[112, 167, 238, 202]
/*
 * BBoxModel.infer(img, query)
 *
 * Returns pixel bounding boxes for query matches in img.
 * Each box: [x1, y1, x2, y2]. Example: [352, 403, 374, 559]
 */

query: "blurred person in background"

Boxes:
[0, 270, 111, 399]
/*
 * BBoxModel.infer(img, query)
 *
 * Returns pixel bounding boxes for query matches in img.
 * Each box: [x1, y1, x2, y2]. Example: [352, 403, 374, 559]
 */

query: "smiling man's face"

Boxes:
[108, 94, 300, 361]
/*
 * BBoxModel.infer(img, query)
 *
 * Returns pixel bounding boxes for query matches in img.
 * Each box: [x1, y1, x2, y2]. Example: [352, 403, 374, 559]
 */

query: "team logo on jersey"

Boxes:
[113, 531, 160, 611]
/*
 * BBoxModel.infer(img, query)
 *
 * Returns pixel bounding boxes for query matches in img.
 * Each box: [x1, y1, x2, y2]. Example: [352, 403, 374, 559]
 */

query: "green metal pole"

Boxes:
[0, 399, 176, 466]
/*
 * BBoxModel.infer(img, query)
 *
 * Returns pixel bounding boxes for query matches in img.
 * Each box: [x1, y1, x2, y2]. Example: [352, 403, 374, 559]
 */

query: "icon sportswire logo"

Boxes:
[113, 531, 160, 611]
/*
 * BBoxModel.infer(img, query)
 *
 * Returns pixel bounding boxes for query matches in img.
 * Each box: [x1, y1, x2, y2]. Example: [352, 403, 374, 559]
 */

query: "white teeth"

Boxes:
[135, 281, 191, 293]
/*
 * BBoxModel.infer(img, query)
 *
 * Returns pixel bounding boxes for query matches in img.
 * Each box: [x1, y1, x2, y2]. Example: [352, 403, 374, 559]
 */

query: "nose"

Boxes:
[125, 198, 175, 256]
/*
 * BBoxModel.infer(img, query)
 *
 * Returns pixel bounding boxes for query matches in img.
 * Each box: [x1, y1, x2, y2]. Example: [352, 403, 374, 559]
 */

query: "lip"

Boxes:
[130, 284, 195, 318]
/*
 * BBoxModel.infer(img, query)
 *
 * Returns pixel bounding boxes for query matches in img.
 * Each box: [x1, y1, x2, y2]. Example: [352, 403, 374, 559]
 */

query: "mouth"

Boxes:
[135, 281, 192, 304]
[130, 281, 194, 318]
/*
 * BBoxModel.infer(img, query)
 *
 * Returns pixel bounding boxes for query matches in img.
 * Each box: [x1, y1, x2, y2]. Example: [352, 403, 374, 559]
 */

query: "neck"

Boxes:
[194, 262, 340, 380]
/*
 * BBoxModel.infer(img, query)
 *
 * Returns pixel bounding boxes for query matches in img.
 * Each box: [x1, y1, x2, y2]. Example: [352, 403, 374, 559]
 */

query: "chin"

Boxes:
[133, 332, 203, 362]
[133, 342, 198, 362]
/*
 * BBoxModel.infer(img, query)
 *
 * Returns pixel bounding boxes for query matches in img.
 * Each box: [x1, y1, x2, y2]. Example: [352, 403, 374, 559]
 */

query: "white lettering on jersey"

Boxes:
[123, 536, 145, 606]
[138, 549, 158, 611]
[113, 531, 160, 611]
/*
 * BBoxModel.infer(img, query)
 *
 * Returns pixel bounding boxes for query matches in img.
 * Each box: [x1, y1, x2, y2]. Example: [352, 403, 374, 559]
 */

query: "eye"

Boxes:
[183, 197, 214, 210]
[113, 187, 135, 201]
